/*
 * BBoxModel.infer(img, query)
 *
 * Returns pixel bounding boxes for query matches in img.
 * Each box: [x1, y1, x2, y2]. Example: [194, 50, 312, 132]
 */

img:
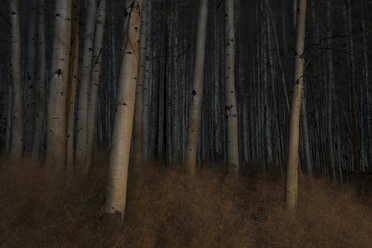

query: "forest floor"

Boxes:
[1, 154, 372, 248]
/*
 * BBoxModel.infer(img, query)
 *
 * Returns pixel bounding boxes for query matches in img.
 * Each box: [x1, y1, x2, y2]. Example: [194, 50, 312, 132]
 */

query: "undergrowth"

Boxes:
[0, 155, 371, 248]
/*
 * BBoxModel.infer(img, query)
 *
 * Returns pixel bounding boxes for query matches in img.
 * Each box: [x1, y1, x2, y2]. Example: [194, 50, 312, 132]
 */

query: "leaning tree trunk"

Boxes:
[76, 0, 97, 168]
[225, 0, 239, 170]
[133, 0, 148, 163]
[65, 0, 79, 171]
[285, 0, 307, 210]
[45, 0, 72, 166]
[184, 0, 208, 174]
[86, 0, 107, 171]
[105, 0, 142, 216]
[9, 0, 23, 157]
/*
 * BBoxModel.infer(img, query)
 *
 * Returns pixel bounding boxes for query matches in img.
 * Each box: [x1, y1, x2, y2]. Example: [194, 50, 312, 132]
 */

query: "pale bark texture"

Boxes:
[46, 0, 72, 165]
[184, 0, 208, 174]
[285, 0, 307, 210]
[133, 0, 148, 162]
[76, 0, 97, 167]
[9, 0, 23, 157]
[105, 0, 142, 215]
[224, 0, 239, 170]
[66, 0, 79, 171]
[32, 0, 47, 158]
[86, 0, 107, 171]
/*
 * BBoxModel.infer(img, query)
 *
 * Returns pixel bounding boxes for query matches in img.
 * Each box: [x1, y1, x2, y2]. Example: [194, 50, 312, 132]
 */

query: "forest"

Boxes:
[0, 0, 372, 247]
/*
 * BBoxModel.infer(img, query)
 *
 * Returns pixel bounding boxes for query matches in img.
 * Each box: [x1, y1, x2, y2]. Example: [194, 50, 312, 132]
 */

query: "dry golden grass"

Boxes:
[0, 155, 371, 248]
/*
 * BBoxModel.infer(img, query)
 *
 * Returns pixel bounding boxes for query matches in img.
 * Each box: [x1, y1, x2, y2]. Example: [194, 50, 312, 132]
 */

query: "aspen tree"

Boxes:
[225, 0, 239, 170]
[286, 0, 307, 210]
[46, 0, 72, 165]
[133, 0, 148, 162]
[76, 0, 97, 167]
[105, 0, 142, 215]
[32, 0, 46, 158]
[66, 0, 79, 171]
[327, 0, 336, 181]
[24, 0, 38, 154]
[185, 0, 208, 174]
[86, 0, 107, 170]
[9, 0, 23, 157]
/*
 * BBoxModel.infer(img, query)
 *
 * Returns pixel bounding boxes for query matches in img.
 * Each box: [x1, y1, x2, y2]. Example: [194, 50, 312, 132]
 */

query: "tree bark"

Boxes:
[76, 0, 97, 167]
[86, 0, 107, 171]
[46, 0, 72, 166]
[285, 0, 307, 210]
[225, 0, 239, 171]
[105, 0, 142, 216]
[9, 0, 23, 157]
[184, 0, 208, 174]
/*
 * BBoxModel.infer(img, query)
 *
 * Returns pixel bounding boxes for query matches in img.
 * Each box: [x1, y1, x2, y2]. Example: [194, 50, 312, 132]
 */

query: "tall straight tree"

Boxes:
[133, 0, 148, 162]
[105, 0, 142, 216]
[224, 0, 239, 169]
[9, 0, 23, 157]
[66, 0, 80, 170]
[24, 0, 38, 155]
[76, 0, 97, 167]
[285, 0, 307, 210]
[86, 0, 107, 170]
[46, 0, 72, 165]
[184, 0, 208, 174]
[32, 0, 47, 158]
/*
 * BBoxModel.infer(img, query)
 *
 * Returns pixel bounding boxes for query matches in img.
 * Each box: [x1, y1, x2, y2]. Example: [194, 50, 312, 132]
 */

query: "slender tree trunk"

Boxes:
[301, 92, 312, 177]
[86, 0, 107, 171]
[285, 0, 307, 210]
[9, 0, 23, 157]
[24, 0, 38, 155]
[327, 0, 336, 181]
[65, 0, 79, 171]
[76, 0, 97, 167]
[133, 0, 148, 162]
[32, 0, 47, 158]
[184, 0, 208, 174]
[105, 0, 142, 216]
[46, 0, 72, 165]
[344, 0, 361, 193]
[225, 0, 239, 170]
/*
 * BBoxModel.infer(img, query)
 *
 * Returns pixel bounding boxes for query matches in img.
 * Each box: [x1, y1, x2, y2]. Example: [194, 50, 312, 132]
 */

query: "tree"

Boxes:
[225, 0, 239, 170]
[9, 0, 23, 157]
[86, 0, 107, 170]
[46, 0, 72, 165]
[76, 0, 97, 168]
[285, 0, 307, 210]
[32, 0, 47, 158]
[184, 0, 208, 174]
[105, 0, 142, 215]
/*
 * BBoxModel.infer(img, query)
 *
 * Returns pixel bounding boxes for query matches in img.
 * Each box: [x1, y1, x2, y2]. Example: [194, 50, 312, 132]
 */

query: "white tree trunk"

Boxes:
[32, 0, 47, 158]
[225, 0, 239, 170]
[9, 0, 23, 157]
[285, 0, 307, 210]
[105, 0, 142, 216]
[86, 0, 107, 171]
[184, 0, 208, 174]
[46, 0, 72, 165]
[76, 0, 97, 167]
